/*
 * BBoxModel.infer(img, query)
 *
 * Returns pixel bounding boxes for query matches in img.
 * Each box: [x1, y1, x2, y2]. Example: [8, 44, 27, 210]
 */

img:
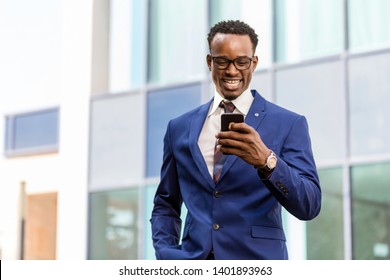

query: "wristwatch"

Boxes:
[259, 150, 277, 171]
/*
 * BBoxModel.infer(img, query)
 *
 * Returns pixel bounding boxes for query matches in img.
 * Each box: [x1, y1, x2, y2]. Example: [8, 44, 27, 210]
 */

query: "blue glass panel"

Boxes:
[6, 108, 59, 152]
[13, 109, 58, 150]
[147, 83, 201, 177]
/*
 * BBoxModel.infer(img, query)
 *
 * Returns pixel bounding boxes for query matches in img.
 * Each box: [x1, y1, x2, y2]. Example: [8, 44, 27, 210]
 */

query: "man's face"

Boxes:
[207, 33, 258, 100]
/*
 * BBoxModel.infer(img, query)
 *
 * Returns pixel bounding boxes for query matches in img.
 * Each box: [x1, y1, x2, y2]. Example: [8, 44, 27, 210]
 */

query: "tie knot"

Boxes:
[220, 100, 236, 113]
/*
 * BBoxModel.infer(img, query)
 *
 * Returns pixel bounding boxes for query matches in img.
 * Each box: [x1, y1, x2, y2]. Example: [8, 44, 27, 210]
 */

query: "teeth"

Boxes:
[225, 80, 240, 84]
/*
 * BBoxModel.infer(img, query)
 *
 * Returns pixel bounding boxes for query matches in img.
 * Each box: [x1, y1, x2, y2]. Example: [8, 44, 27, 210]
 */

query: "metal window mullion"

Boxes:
[342, 0, 353, 261]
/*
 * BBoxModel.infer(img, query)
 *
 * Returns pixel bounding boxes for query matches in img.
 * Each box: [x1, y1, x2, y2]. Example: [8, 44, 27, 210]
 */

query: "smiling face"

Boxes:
[207, 33, 258, 100]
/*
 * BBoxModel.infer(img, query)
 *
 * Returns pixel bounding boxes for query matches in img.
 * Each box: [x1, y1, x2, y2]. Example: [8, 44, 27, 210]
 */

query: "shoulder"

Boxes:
[252, 90, 307, 126]
[252, 90, 302, 118]
[266, 100, 302, 119]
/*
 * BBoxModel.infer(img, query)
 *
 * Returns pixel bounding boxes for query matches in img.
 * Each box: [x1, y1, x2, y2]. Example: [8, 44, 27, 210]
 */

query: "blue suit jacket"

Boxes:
[151, 90, 321, 260]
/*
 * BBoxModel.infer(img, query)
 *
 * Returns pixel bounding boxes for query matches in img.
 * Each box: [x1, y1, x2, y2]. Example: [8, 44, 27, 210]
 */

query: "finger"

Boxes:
[217, 129, 247, 139]
[218, 131, 253, 144]
[217, 137, 242, 148]
[219, 144, 248, 157]
[216, 125, 254, 140]
[229, 122, 252, 133]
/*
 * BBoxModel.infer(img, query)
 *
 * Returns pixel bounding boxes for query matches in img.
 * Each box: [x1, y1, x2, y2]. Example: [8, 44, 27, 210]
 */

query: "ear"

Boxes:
[206, 54, 212, 70]
[252, 55, 259, 70]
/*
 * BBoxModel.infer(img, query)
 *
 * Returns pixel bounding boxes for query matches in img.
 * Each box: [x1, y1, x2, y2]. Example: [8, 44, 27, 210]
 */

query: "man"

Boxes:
[151, 20, 321, 260]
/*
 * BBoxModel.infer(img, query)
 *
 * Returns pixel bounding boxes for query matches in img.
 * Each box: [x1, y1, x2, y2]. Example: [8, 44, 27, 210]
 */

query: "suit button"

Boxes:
[276, 182, 289, 195]
[214, 190, 221, 198]
[213, 224, 220, 231]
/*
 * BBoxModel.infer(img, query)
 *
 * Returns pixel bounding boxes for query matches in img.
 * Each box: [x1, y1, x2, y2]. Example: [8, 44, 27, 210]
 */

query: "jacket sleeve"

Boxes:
[150, 121, 183, 259]
[262, 115, 322, 220]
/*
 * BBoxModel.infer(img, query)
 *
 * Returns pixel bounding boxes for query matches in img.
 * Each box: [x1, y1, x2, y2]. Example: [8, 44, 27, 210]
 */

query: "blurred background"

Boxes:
[0, 0, 389, 260]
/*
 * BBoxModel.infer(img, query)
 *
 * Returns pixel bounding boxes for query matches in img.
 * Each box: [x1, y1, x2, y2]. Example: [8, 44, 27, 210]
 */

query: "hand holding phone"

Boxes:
[221, 113, 244, 131]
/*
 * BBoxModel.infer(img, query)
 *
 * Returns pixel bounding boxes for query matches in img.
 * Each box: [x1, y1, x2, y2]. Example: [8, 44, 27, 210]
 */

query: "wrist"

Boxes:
[256, 150, 277, 172]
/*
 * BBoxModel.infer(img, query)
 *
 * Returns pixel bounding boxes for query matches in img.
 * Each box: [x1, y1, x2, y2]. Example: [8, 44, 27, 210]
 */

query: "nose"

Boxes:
[225, 61, 239, 75]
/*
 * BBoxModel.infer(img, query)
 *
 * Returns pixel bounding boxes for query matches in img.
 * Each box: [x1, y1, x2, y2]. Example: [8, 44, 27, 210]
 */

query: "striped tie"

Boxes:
[213, 100, 235, 183]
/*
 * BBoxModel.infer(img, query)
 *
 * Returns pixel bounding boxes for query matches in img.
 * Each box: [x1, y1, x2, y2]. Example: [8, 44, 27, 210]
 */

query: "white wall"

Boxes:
[0, 0, 93, 259]
[56, 0, 93, 260]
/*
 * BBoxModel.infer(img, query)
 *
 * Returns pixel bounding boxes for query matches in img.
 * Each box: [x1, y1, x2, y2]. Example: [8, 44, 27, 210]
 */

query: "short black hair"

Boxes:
[207, 20, 258, 53]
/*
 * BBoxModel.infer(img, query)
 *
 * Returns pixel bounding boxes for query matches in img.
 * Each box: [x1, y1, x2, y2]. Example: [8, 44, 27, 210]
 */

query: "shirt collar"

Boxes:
[208, 88, 254, 117]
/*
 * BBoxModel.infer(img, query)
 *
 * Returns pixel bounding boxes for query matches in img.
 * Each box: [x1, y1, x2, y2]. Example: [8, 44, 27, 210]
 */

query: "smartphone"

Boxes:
[221, 113, 244, 131]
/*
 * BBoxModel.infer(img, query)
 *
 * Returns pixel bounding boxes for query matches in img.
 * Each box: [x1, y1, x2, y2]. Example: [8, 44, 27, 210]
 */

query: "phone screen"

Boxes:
[221, 113, 244, 131]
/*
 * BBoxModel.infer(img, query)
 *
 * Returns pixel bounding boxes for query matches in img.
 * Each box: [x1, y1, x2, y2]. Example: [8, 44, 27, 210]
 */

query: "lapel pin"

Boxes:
[254, 113, 259, 117]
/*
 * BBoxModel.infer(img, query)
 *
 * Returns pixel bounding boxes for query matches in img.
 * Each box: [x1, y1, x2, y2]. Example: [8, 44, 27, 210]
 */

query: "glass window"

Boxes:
[143, 184, 158, 260]
[348, 0, 390, 53]
[251, 71, 272, 101]
[275, 61, 344, 162]
[4, 108, 59, 156]
[307, 167, 344, 259]
[89, 188, 140, 259]
[147, 83, 201, 177]
[148, 0, 208, 84]
[89, 92, 145, 190]
[109, 0, 147, 91]
[351, 163, 390, 260]
[275, 0, 343, 63]
[210, 0, 272, 69]
[349, 51, 390, 157]
[210, 0, 241, 23]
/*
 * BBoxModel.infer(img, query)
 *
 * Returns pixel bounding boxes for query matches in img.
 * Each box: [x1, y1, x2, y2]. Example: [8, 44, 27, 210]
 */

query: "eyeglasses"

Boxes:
[211, 56, 253, 70]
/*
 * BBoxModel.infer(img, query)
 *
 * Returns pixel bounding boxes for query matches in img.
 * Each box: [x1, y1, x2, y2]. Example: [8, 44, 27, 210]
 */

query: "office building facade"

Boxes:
[0, 0, 389, 260]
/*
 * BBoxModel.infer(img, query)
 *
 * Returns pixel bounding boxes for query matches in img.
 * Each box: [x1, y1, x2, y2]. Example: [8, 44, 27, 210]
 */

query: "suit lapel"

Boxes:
[218, 91, 267, 182]
[245, 90, 267, 130]
[189, 99, 215, 189]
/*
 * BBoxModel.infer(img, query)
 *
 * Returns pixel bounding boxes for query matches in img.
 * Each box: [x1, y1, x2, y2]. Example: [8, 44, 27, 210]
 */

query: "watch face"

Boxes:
[268, 156, 277, 169]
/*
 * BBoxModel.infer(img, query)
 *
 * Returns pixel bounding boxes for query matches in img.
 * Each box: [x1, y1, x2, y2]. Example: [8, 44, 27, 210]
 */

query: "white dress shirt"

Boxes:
[198, 88, 254, 177]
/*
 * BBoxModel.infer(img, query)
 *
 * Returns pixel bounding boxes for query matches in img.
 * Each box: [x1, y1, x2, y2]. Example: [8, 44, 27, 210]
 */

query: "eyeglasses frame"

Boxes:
[210, 55, 255, 70]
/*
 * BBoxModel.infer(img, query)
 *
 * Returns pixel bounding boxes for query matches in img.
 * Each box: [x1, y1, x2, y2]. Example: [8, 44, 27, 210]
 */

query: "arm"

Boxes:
[262, 116, 321, 220]
[150, 121, 183, 258]
[216, 115, 321, 220]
